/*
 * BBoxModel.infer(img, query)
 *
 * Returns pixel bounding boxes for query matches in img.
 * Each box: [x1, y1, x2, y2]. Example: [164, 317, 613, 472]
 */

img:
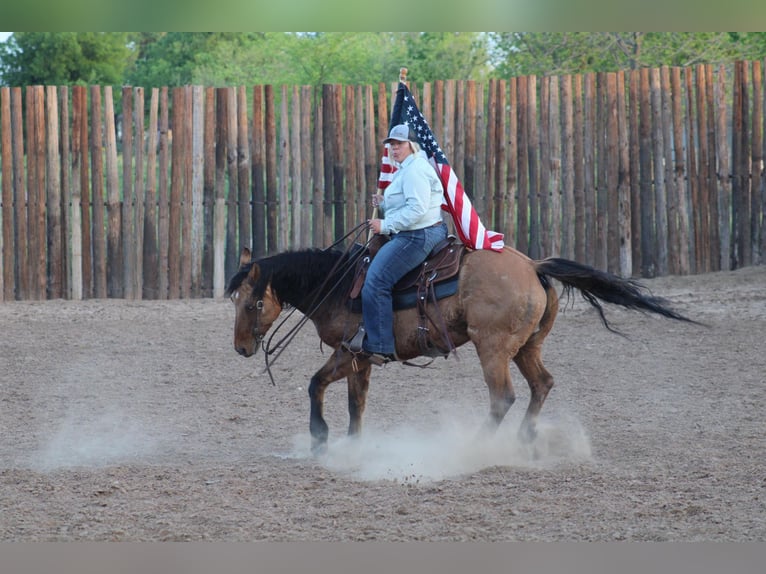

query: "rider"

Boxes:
[343, 124, 448, 364]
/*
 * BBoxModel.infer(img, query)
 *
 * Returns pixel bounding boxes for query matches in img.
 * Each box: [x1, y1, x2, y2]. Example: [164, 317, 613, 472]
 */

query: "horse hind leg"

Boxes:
[513, 278, 558, 443]
[475, 343, 519, 434]
[513, 343, 555, 443]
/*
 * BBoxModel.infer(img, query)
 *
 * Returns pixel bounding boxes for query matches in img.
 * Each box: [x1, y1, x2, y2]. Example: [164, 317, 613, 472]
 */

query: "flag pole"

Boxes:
[369, 67, 408, 241]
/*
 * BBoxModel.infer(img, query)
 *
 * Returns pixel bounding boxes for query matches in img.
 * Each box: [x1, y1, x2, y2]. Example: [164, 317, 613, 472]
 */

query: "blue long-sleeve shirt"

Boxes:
[379, 151, 444, 235]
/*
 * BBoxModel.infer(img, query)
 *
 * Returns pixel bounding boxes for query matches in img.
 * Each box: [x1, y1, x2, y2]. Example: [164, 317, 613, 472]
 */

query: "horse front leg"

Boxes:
[347, 365, 371, 437]
[307, 351, 357, 454]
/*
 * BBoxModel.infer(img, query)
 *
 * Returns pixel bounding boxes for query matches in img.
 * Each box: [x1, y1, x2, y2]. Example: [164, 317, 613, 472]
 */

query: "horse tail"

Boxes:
[533, 257, 698, 333]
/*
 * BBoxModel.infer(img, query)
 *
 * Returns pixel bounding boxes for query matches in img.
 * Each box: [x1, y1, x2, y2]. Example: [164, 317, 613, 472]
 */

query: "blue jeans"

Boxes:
[361, 222, 448, 354]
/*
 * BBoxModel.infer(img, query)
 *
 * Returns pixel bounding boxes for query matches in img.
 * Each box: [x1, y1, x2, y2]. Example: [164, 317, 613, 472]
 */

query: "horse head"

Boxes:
[229, 247, 282, 357]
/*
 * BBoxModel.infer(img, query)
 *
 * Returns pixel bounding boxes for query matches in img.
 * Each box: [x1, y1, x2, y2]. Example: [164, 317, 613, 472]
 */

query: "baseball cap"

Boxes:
[383, 124, 415, 144]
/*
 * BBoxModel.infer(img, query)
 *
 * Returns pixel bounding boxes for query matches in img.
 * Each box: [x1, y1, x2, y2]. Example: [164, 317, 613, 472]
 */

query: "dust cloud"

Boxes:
[289, 413, 592, 483]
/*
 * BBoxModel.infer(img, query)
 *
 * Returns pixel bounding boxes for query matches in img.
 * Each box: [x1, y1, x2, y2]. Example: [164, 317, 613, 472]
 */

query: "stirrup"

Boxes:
[367, 352, 397, 366]
[342, 324, 366, 353]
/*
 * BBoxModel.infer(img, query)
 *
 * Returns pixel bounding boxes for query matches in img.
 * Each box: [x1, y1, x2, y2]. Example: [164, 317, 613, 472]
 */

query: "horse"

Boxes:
[226, 242, 695, 453]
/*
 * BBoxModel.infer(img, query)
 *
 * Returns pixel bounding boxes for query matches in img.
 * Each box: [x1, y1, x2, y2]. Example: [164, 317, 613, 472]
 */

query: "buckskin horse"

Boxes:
[226, 239, 695, 453]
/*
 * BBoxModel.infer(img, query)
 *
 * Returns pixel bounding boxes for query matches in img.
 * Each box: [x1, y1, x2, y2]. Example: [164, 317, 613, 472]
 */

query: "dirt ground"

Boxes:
[1, 264, 765, 541]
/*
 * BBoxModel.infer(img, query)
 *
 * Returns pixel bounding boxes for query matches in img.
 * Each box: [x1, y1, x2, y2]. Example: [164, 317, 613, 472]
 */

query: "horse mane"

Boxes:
[225, 247, 357, 309]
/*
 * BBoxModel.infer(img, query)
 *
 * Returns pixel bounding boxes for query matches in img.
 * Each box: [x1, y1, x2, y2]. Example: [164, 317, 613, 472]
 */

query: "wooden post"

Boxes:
[616, 71, 632, 278]
[191, 85, 205, 296]
[625, 72, 640, 276]
[505, 79, 518, 245]
[133, 87, 145, 300]
[279, 85, 291, 250]
[312, 93, 324, 247]
[32, 86, 47, 299]
[670, 68, 691, 276]
[573, 74, 586, 263]
[202, 86, 215, 297]
[121, 87, 135, 299]
[224, 87, 238, 279]
[169, 87, 184, 299]
[70, 87, 84, 300]
[650, 68, 668, 276]
[750, 61, 763, 264]
[251, 85, 266, 258]
[236, 85, 250, 259]
[11, 88, 27, 299]
[290, 85, 303, 248]
[265, 85, 278, 254]
[144, 87, 160, 299]
[343, 85, 357, 239]
[158, 87, 170, 299]
[695, 64, 711, 273]
[583, 73, 596, 267]
[538, 77, 550, 257]
[561, 74, 575, 259]
[705, 65, 720, 270]
[213, 88, 227, 299]
[516, 76, 529, 254]
[547, 76, 561, 258]
[595, 73, 608, 272]
[1, 88, 13, 301]
[639, 68, 655, 277]
[661, 67, 679, 276]
[46, 86, 63, 299]
[59, 87, 71, 298]
[79, 87, 92, 298]
[181, 86, 193, 299]
[104, 86, 122, 298]
[353, 85, 366, 229]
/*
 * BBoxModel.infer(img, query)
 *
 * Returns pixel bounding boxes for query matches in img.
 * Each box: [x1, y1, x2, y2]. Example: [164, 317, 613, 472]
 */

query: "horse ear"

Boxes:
[239, 247, 252, 268]
[247, 262, 260, 284]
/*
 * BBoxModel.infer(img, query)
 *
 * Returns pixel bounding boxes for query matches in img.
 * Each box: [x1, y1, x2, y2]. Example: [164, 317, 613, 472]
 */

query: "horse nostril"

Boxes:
[236, 346, 249, 357]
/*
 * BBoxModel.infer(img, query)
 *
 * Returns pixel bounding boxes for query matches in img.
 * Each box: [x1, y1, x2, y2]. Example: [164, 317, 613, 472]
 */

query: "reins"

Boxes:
[258, 221, 373, 385]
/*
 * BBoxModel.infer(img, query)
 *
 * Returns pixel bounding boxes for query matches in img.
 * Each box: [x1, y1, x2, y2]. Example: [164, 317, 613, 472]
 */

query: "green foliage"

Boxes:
[125, 32, 489, 89]
[490, 32, 766, 77]
[401, 32, 491, 81]
[4, 32, 766, 90]
[0, 32, 132, 86]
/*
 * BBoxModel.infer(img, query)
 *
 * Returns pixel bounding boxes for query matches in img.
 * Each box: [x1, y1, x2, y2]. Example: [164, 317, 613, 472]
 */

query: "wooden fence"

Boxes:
[1, 62, 765, 301]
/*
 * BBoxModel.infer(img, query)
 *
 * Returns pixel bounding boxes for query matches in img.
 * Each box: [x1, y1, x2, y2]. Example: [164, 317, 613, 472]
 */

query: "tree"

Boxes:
[401, 32, 491, 81]
[0, 32, 132, 86]
[490, 32, 766, 77]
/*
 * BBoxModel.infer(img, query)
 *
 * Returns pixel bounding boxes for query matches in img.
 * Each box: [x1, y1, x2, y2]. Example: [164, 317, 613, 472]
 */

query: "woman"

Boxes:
[343, 124, 448, 364]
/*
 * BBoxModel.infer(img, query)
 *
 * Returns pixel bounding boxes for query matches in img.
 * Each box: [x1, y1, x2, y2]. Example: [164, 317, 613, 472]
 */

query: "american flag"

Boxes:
[377, 82, 504, 252]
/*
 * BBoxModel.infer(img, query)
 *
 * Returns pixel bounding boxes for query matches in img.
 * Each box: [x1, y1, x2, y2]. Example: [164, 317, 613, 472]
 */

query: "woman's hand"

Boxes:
[367, 218, 383, 234]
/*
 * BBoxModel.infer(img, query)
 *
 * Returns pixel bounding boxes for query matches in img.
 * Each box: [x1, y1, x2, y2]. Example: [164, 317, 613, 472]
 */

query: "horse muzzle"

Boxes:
[235, 334, 263, 357]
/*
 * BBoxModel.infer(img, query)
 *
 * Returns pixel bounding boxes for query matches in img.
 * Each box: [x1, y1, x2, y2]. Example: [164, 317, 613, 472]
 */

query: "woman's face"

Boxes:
[389, 140, 412, 163]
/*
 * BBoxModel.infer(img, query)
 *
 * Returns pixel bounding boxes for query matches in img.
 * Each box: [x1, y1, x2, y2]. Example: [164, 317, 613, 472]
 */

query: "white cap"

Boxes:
[383, 124, 413, 144]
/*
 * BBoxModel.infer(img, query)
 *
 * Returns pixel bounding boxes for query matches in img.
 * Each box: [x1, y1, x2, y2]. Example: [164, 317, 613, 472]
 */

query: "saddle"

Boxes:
[349, 234, 464, 300]
[347, 234, 466, 358]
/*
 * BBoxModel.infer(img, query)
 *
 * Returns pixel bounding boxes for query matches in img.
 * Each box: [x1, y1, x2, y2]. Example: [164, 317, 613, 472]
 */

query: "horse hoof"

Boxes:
[311, 441, 328, 457]
[519, 425, 537, 444]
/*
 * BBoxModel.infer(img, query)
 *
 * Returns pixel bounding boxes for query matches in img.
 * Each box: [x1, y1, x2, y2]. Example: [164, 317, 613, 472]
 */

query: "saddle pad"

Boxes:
[348, 275, 459, 314]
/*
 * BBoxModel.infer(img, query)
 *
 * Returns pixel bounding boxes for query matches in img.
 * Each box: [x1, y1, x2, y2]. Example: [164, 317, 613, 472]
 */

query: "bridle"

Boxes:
[251, 298, 265, 349]
[246, 221, 372, 386]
